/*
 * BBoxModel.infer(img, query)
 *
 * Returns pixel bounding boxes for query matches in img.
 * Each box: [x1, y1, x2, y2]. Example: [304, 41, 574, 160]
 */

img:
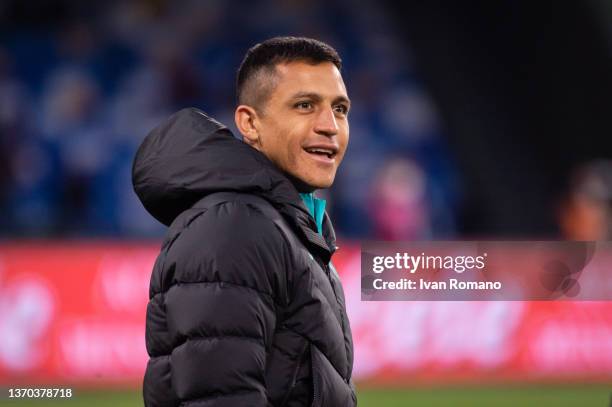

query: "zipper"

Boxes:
[311, 347, 320, 407]
[323, 262, 351, 379]
[322, 262, 346, 327]
[279, 341, 309, 407]
[312, 257, 352, 399]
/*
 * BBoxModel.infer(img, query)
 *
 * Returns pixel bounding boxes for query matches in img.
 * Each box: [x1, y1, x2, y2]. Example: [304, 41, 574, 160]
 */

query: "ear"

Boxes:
[235, 105, 261, 148]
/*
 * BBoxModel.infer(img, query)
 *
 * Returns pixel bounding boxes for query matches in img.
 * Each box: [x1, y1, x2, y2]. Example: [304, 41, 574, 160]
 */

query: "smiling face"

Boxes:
[235, 61, 350, 190]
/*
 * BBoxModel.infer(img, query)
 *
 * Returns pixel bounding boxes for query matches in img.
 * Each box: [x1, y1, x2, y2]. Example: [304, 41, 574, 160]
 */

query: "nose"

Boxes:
[313, 106, 339, 137]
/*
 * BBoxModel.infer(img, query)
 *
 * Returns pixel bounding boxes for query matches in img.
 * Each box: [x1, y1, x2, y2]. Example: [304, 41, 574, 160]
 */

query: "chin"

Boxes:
[305, 174, 335, 190]
[288, 173, 334, 192]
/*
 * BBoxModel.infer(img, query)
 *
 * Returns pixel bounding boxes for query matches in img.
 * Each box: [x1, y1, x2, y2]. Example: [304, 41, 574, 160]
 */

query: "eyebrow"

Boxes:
[290, 92, 351, 108]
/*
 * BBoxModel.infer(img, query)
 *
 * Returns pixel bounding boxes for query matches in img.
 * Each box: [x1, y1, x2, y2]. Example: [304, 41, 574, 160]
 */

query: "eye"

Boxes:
[295, 101, 313, 110]
[333, 104, 349, 115]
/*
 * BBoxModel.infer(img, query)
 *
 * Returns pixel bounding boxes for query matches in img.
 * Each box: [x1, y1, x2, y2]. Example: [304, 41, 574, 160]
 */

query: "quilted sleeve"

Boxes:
[144, 200, 289, 406]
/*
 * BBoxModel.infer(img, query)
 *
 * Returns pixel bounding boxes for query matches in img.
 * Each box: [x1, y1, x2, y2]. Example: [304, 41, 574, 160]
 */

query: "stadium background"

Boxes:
[1, 0, 612, 405]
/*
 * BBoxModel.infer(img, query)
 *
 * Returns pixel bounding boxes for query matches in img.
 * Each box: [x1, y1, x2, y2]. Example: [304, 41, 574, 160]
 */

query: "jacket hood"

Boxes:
[132, 107, 308, 227]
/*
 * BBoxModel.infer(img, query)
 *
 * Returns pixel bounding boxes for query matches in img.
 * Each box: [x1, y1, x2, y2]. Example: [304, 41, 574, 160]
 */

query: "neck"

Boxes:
[284, 171, 317, 193]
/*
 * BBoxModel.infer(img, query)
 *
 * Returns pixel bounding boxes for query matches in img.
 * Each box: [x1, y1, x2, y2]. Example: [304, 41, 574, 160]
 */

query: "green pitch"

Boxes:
[2, 384, 610, 406]
[357, 384, 611, 407]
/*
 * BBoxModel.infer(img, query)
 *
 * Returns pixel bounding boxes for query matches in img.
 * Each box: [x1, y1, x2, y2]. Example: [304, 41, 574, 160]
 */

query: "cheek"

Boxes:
[289, 135, 307, 167]
[337, 127, 350, 159]
[266, 122, 303, 167]
[261, 121, 288, 158]
[283, 126, 307, 162]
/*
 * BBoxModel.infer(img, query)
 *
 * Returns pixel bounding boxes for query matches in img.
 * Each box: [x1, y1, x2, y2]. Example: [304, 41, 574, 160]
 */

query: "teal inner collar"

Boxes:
[299, 193, 326, 235]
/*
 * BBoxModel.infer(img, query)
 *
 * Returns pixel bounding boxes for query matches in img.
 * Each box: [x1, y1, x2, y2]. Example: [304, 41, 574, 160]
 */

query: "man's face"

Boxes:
[253, 61, 350, 189]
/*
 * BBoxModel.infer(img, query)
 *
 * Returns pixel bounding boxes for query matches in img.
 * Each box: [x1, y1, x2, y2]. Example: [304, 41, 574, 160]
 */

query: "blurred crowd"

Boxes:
[559, 160, 612, 241]
[1, 0, 460, 238]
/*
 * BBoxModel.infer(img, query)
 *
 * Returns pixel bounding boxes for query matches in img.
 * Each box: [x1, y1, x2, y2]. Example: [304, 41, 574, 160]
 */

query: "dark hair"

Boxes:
[236, 36, 342, 111]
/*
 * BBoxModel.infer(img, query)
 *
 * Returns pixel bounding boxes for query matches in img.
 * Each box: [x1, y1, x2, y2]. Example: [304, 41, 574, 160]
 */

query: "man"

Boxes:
[133, 37, 356, 406]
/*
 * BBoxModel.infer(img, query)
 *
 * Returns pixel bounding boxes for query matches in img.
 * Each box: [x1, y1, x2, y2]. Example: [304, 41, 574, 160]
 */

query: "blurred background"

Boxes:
[1, 0, 611, 405]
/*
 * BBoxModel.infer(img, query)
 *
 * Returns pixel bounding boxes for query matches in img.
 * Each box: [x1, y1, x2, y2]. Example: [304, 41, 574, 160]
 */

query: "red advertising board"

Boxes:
[0, 242, 611, 386]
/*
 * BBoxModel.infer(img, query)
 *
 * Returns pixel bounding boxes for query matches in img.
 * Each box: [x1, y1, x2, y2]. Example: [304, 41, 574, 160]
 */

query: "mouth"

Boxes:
[303, 145, 338, 164]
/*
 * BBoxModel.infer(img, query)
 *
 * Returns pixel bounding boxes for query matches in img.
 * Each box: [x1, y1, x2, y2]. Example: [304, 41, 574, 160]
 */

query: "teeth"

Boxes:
[307, 148, 333, 155]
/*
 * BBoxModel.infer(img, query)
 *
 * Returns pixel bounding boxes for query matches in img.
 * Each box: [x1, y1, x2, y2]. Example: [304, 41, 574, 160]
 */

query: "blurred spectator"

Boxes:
[0, 48, 55, 235]
[559, 160, 612, 240]
[368, 158, 432, 240]
[39, 67, 111, 234]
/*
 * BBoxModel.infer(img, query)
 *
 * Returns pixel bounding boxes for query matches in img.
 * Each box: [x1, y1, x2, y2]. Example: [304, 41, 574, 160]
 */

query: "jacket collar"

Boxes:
[276, 203, 336, 264]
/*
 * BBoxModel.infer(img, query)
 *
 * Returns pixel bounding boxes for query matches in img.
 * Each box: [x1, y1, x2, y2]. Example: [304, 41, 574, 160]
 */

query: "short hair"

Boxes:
[236, 36, 342, 113]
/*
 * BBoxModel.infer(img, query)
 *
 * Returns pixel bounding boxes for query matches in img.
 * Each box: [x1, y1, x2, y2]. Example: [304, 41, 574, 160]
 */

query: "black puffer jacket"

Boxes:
[133, 108, 356, 406]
